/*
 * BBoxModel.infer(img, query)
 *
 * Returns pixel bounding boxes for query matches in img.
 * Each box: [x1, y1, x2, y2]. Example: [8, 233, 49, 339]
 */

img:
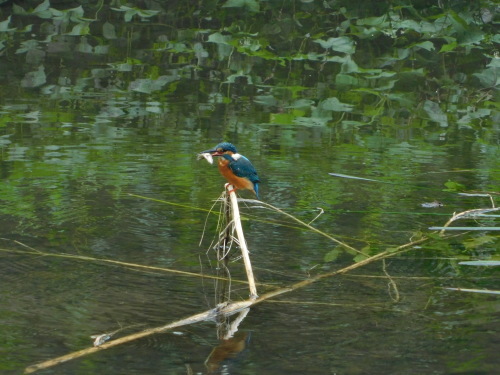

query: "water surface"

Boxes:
[0, 1, 498, 374]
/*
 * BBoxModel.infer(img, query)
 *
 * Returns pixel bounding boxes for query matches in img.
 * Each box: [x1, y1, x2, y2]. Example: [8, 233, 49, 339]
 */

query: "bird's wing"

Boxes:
[229, 156, 260, 183]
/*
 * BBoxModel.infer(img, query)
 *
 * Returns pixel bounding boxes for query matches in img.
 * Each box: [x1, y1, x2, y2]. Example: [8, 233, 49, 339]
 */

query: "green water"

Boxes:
[0, 1, 498, 374]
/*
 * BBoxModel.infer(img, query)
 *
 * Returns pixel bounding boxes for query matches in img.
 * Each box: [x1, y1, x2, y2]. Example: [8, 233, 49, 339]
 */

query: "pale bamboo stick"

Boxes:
[226, 183, 258, 298]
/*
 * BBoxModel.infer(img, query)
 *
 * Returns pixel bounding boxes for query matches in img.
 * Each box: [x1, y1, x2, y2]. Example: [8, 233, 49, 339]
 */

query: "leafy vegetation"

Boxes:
[0, 0, 497, 254]
[0, 0, 497, 125]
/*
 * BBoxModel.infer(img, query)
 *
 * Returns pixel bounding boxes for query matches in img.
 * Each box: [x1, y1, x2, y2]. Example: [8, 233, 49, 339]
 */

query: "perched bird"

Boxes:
[199, 142, 260, 198]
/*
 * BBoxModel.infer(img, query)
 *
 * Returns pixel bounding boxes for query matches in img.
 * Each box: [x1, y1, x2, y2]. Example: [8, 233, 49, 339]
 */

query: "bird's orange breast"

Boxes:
[218, 158, 255, 192]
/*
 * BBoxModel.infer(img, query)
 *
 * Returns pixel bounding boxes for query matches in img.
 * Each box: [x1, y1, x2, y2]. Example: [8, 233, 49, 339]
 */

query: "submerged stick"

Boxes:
[24, 235, 429, 374]
[0, 246, 264, 286]
[24, 300, 253, 374]
[27, 194, 481, 373]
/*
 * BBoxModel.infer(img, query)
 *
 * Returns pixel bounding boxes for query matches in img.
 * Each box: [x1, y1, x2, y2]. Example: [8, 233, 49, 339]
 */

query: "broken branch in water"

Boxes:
[23, 235, 430, 374]
[22, 195, 490, 374]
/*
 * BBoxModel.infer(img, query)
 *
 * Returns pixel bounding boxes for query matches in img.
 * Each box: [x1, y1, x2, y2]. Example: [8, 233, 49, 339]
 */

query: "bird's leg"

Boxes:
[225, 183, 238, 195]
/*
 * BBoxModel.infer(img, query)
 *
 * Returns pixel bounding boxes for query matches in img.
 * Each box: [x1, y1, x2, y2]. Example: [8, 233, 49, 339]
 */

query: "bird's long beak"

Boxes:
[199, 148, 223, 156]
[197, 147, 221, 164]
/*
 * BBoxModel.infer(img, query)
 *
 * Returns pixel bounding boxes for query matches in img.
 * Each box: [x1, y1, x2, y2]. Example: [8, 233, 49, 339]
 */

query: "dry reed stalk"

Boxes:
[17, 194, 494, 373]
[23, 235, 430, 374]
[0, 246, 270, 286]
[438, 207, 500, 235]
[237, 199, 362, 255]
[25, 195, 492, 373]
[225, 184, 258, 298]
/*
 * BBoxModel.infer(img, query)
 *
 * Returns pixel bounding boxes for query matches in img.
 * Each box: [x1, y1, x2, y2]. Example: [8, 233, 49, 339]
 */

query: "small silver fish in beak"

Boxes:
[197, 152, 214, 164]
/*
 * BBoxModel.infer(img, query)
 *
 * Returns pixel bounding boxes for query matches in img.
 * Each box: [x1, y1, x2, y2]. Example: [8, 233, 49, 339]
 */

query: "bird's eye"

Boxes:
[217, 148, 223, 152]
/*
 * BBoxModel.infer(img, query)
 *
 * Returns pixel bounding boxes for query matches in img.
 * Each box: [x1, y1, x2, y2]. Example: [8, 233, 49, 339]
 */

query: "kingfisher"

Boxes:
[198, 142, 260, 199]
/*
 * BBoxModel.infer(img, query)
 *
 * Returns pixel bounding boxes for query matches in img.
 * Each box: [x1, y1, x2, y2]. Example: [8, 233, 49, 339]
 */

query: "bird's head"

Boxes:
[200, 142, 237, 156]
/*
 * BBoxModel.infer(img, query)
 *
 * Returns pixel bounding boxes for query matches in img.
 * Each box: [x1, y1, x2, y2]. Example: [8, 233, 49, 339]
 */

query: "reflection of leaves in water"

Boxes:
[13, 0, 51, 18]
[129, 75, 180, 94]
[424, 100, 448, 127]
[443, 180, 466, 192]
[0, 16, 16, 32]
[458, 108, 491, 125]
[463, 235, 496, 250]
[412, 41, 435, 51]
[315, 37, 356, 54]
[21, 66, 46, 88]
[222, 0, 260, 13]
[16, 39, 40, 54]
[111, 6, 159, 22]
[1, 0, 496, 134]
[324, 249, 341, 263]
[67, 23, 90, 36]
[473, 68, 499, 88]
[0, 135, 12, 148]
[320, 98, 354, 112]
[102, 22, 116, 40]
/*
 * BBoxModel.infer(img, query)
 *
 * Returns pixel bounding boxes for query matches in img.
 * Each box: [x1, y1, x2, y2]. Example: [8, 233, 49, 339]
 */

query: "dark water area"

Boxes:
[0, 1, 499, 374]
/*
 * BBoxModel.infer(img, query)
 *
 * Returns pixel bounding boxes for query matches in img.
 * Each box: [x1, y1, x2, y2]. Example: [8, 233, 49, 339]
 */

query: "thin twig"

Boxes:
[308, 207, 325, 225]
[238, 199, 362, 255]
[0, 238, 42, 253]
[382, 259, 400, 302]
[199, 192, 225, 247]
[439, 207, 499, 235]
[0, 246, 259, 286]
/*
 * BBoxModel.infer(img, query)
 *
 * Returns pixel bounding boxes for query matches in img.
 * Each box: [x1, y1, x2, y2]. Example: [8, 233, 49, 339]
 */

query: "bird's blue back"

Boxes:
[219, 153, 260, 198]
[221, 154, 260, 183]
